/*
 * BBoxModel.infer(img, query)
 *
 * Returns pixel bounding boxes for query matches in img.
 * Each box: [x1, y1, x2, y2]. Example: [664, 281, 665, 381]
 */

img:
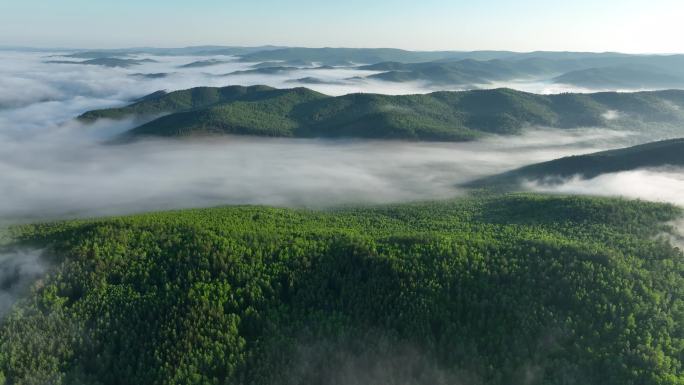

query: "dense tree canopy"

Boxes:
[1, 194, 683, 385]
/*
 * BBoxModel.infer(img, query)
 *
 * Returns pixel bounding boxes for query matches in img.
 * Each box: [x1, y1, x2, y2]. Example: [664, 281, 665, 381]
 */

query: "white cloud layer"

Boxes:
[0, 50, 683, 223]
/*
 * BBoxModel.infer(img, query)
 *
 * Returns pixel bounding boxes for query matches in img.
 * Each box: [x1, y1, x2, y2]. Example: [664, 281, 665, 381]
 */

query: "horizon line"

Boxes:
[1, 44, 682, 56]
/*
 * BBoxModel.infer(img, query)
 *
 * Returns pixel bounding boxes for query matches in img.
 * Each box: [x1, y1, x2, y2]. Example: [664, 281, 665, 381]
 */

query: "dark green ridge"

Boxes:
[79, 86, 684, 142]
[469, 137, 684, 189]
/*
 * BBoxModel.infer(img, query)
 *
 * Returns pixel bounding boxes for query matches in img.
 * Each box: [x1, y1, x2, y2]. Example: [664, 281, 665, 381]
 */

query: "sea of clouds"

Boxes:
[1, 50, 684, 224]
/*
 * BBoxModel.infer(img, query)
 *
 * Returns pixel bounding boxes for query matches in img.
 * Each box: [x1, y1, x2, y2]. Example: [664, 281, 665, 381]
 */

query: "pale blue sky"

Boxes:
[1, 0, 682, 52]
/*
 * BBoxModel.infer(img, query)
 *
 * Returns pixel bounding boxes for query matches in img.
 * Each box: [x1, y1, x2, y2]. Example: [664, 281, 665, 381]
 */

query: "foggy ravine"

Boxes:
[2, 50, 684, 223]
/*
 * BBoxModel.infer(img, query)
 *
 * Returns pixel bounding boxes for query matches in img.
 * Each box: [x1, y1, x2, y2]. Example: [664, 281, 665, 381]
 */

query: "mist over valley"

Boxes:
[2, 31, 684, 385]
[3, 49, 684, 221]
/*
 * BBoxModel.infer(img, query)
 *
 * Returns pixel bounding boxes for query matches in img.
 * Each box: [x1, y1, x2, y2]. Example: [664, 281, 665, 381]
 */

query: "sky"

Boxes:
[0, 0, 683, 53]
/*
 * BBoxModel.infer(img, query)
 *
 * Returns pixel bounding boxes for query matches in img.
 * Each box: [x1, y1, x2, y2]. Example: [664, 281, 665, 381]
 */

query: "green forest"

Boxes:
[2, 194, 684, 385]
[79, 86, 684, 141]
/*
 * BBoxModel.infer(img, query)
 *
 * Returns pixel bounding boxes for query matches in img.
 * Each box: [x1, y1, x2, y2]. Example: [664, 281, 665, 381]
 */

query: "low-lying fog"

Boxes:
[1, 50, 684, 224]
[525, 168, 684, 206]
[0, 249, 46, 316]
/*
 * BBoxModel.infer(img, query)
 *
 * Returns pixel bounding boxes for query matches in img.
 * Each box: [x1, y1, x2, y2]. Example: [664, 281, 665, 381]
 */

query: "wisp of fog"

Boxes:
[524, 167, 684, 206]
[0, 249, 47, 317]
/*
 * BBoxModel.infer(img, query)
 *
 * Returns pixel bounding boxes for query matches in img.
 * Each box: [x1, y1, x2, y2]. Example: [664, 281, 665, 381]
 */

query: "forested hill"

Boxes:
[79, 86, 684, 142]
[470, 138, 684, 189]
[2, 194, 684, 384]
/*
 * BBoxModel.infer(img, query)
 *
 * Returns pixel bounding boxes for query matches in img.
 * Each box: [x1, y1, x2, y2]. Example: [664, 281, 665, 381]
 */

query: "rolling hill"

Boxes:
[470, 138, 684, 189]
[79, 86, 684, 142]
[2, 194, 683, 385]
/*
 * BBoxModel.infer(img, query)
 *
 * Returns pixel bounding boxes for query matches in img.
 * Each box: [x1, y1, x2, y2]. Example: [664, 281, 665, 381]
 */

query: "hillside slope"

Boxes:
[2, 194, 683, 385]
[470, 138, 684, 189]
[80, 86, 684, 142]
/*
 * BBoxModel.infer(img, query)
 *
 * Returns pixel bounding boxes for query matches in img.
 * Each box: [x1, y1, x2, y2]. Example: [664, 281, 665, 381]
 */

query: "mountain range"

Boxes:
[46, 58, 157, 68]
[79, 85, 684, 141]
[29, 46, 684, 89]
